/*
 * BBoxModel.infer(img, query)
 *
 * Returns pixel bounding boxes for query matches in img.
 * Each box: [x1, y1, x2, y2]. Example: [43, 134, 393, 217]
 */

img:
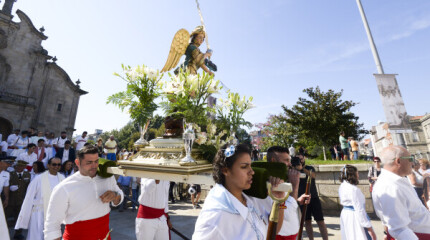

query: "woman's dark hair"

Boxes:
[33, 161, 46, 173]
[212, 143, 251, 186]
[339, 165, 359, 185]
[60, 160, 73, 175]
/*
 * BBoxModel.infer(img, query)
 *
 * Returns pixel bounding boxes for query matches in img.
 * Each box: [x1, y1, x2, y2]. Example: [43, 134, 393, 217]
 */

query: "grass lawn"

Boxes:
[306, 159, 371, 165]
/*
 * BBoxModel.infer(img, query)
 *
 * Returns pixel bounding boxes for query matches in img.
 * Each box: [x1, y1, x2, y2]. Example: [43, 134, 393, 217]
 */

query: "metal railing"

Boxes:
[0, 90, 36, 106]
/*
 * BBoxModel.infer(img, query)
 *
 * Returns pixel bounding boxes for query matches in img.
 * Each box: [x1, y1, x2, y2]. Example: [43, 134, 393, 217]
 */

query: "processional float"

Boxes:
[105, 2, 292, 239]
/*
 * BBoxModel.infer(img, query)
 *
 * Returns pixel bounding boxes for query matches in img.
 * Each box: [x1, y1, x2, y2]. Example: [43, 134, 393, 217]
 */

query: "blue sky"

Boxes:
[12, 0, 430, 135]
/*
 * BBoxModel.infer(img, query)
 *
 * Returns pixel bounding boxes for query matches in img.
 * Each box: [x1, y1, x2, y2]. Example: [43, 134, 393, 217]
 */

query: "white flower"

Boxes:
[195, 132, 207, 145]
[144, 66, 159, 80]
[207, 123, 216, 136]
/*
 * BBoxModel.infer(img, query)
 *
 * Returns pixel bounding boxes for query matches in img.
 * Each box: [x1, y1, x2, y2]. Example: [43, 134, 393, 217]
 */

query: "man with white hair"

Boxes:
[372, 146, 430, 239]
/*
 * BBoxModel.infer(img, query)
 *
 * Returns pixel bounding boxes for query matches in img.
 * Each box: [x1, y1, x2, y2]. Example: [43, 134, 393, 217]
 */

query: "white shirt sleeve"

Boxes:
[378, 185, 418, 240]
[44, 185, 69, 240]
[351, 187, 372, 228]
[192, 211, 225, 240]
[110, 176, 124, 207]
[2, 172, 9, 187]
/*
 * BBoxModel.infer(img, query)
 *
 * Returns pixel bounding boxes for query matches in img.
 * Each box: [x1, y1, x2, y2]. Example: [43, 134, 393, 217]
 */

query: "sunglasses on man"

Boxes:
[50, 163, 62, 167]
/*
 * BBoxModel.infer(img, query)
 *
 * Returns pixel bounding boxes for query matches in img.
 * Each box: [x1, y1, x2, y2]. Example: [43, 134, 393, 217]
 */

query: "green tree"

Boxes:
[281, 87, 367, 160]
[256, 115, 295, 151]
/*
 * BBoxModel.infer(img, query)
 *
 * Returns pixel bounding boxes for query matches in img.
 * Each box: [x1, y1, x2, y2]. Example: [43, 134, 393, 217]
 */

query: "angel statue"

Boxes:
[161, 26, 216, 76]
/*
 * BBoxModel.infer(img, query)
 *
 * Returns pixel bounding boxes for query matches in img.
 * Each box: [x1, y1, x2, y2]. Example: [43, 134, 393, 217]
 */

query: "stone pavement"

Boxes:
[108, 201, 386, 240]
[8, 201, 386, 239]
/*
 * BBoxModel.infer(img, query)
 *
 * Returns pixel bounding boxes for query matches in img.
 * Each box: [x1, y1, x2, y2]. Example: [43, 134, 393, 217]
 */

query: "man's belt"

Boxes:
[63, 213, 110, 240]
[137, 204, 167, 219]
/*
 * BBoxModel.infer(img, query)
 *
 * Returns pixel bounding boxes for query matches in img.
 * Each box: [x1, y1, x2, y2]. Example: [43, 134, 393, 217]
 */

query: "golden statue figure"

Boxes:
[161, 26, 215, 76]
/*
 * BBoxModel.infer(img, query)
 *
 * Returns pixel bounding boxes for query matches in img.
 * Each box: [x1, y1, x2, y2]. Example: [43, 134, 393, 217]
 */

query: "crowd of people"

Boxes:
[2, 126, 430, 240]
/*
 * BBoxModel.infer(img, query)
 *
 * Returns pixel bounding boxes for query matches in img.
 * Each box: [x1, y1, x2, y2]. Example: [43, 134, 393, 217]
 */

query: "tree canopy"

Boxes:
[281, 86, 367, 149]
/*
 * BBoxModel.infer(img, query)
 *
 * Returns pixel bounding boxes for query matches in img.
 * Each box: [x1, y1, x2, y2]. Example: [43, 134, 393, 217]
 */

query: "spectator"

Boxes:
[104, 135, 118, 161]
[339, 131, 349, 160]
[169, 181, 176, 204]
[419, 159, 430, 176]
[5, 160, 31, 239]
[60, 160, 75, 178]
[7, 129, 20, 146]
[190, 184, 202, 209]
[131, 177, 140, 211]
[329, 145, 336, 160]
[45, 132, 56, 159]
[297, 153, 329, 240]
[288, 144, 296, 157]
[10, 131, 30, 157]
[74, 131, 88, 151]
[27, 127, 37, 137]
[368, 157, 382, 193]
[95, 138, 104, 158]
[30, 130, 47, 145]
[335, 144, 342, 160]
[53, 131, 68, 152]
[117, 175, 132, 212]
[35, 138, 49, 167]
[350, 137, 359, 160]
[1, 140, 7, 157]
[55, 140, 76, 164]
[251, 147, 259, 161]
[298, 145, 306, 156]
[408, 161, 424, 203]
[16, 143, 37, 171]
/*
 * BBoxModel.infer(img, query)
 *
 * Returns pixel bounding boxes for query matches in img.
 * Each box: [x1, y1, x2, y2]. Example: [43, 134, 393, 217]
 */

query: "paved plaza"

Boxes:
[8, 201, 385, 239]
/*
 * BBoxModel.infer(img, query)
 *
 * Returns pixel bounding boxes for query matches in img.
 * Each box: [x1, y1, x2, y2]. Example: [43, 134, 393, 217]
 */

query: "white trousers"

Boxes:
[136, 217, 169, 240]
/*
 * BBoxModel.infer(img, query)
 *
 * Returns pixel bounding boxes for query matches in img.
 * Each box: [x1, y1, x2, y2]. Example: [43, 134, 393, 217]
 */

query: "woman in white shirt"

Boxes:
[419, 159, 430, 177]
[408, 161, 424, 200]
[10, 131, 30, 157]
[338, 165, 376, 240]
[193, 144, 284, 240]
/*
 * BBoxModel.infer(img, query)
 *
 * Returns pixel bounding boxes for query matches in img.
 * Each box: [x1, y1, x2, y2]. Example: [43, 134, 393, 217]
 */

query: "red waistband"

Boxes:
[137, 204, 167, 219]
[387, 231, 430, 240]
[276, 233, 298, 240]
[63, 213, 110, 240]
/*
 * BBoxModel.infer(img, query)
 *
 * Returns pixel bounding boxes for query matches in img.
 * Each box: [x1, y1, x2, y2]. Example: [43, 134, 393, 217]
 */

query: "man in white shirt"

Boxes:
[16, 157, 64, 240]
[16, 143, 37, 170]
[44, 145, 123, 240]
[0, 156, 14, 240]
[7, 129, 20, 146]
[74, 131, 88, 151]
[135, 178, 171, 240]
[53, 131, 68, 151]
[31, 131, 47, 145]
[35, 139, 49, 167]
[372, 146, 430, 239]
[289, 144, 296, 157]
[0, 140, 7, 157]
[266, 146, 311, 239]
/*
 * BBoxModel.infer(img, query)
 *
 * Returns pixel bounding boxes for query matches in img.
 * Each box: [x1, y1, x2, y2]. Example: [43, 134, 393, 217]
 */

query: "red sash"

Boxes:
[137, 204, 167, 219]
[387, 231, 430, 240]
[276, 233, 298, 240]
[63, 213, 110, 240]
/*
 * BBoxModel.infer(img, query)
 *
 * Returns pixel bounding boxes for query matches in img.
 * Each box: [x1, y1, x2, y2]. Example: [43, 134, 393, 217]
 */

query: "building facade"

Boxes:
[0, 1, 87, 140]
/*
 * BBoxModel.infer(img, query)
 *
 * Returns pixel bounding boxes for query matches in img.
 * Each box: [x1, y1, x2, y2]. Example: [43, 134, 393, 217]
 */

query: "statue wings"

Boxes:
[161, 29, 190, 72]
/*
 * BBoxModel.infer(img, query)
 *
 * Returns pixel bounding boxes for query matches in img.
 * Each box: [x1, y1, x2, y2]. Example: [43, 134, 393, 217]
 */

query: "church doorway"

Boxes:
[0, 117, 13, 141]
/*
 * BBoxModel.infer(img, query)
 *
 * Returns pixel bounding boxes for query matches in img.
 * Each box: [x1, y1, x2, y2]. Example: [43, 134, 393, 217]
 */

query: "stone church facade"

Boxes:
[0, 0, 87, 140]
